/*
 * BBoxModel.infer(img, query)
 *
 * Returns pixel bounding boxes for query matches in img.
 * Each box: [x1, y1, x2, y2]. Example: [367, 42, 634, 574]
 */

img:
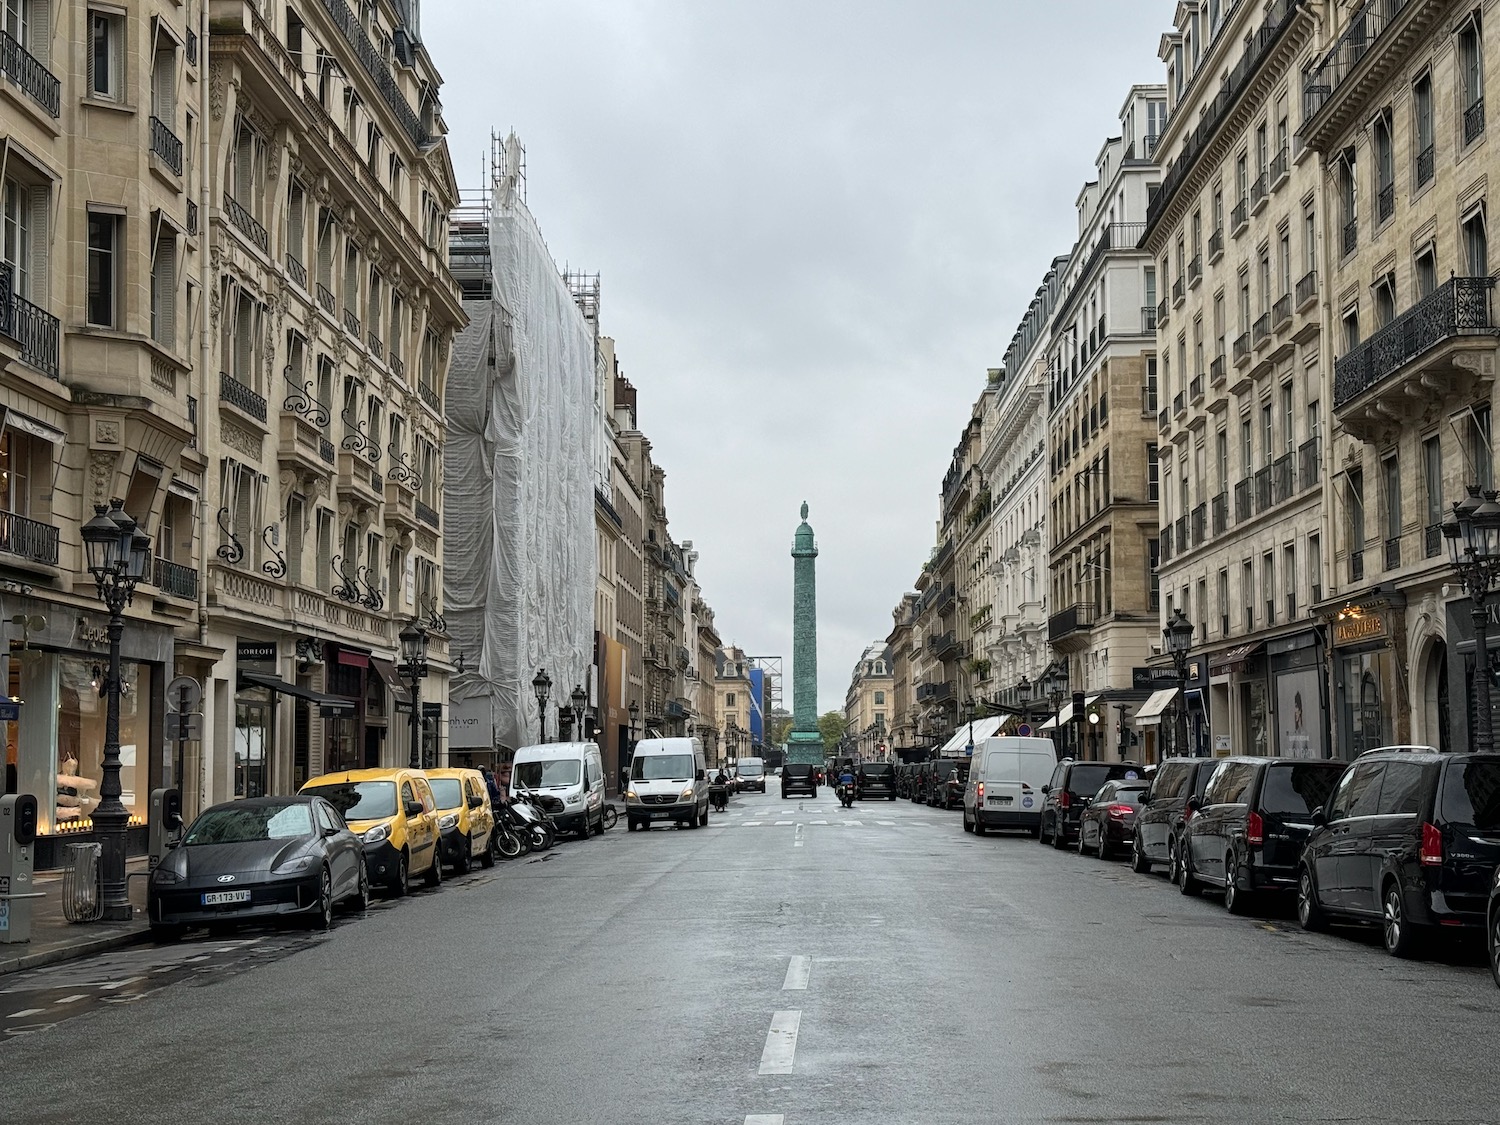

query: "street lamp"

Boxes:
[1164, 608, 1195, 758]
[532, 667, 552, 743]
[398, 619, 430, 768]
[1444, 485, 1500, 753]
[569, 683, 587, 742]
[81, 499, 151, 921]
[1017, 674, 1033, 729]
[963, 695, 977, 756]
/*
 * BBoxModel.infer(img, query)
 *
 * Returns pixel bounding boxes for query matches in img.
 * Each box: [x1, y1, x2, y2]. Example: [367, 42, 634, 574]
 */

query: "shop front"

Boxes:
[1444, 593, 1500, 755]
[1128, 660, 1208, 763]
[1268, 631, 1328, 759]
[234, 638, 353, 795]
[1326, 594, 1406, 760]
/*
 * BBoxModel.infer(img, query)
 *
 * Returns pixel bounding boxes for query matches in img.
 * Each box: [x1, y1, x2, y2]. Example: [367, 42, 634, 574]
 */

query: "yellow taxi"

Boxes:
[300, 767, 441, 895]
[425, 767, 497, 874]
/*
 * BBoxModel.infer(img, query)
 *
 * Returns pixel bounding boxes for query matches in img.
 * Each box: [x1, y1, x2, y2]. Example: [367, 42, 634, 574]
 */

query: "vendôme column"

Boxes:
[786, 502, 824, 764]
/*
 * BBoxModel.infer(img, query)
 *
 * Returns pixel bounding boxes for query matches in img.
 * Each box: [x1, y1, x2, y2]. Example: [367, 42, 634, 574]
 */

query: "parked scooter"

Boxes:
[510, 788, 557, 851]
[492, 803, 531, 858]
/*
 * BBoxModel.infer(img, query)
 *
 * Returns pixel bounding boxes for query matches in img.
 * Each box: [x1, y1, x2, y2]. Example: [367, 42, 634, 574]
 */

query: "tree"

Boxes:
[767, 711, 794, 746]
[819, 711, 848, 751]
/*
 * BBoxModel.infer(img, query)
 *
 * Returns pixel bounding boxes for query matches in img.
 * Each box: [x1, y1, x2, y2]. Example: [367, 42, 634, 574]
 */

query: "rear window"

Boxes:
[1066, 765, 1114, 796]
[1112, 785, 1149, 807]
[860, 764, 894, 778]
[1259, 764, 1341, 817]
[1440, 759, 1500, 830]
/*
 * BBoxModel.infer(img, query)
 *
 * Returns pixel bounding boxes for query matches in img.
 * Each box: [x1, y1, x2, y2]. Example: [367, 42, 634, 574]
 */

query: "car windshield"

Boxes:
[184, 803, 313, 845]
[739, 762, 764, 777]
[861, 765, 893, 777]
[1261, 764, 1341, 817]
[303, 781, 397, 821]
[515, 760, 581, 788]
[1067, 765, 1113, 795]
[633, 754, 694, 781]
[1111, 786, 1148, 806]
[428, 778, 464, 809]
[1440, 760, 1500, 830]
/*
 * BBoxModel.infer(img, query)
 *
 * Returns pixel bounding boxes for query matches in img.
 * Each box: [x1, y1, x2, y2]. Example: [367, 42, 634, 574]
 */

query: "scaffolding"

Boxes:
[562, 269, 600, 333]
[449, 131, 527, 300]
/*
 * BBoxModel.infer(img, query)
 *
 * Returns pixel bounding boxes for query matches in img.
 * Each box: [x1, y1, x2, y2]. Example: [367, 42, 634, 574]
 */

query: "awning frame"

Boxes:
[237, 670, 354, 715]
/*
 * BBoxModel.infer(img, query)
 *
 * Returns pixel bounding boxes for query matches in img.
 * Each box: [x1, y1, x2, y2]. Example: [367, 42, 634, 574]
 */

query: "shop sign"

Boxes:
[0, 701, 20, 722]
[1214, 734, 1232, 752]
[1333, 611, 1386, 646]
[237, 641, 278, 664]
[1131, 661, 1204, 690]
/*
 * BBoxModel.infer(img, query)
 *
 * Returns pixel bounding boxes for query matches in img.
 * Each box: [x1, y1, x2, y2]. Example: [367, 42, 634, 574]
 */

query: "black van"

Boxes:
[1179, 756, 1345, 913]
[1040, 760, 1144, 849]
[928, 759, 969, 809]
[781, 763, 818, 799]
[857, 762, 898, 800]
[1130, 757, 1225, 879]
[1298, 750, 1500, 957]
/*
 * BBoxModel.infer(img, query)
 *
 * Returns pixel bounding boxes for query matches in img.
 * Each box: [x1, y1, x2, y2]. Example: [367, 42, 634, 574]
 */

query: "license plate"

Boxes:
[650, 812, 669, 819]
[988, 795, 1012, 804]
[201, 890, 251, 906]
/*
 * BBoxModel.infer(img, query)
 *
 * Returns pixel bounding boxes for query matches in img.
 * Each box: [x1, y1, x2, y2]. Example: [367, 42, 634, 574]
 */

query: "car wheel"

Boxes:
[962, 808, 974, 833]
[1296, 867, 1326, 932]
[479, 835, 497, 869]
[309, 868, 334, 931]
[974, 812, 987, 837]
[424, 851, 443, 888]
[1130, 833, 1151, 874]
[349, 863, 371, 911]
[1077, 824, 1089, 856]
[890, 794, 897, 801]
[698, 807, 709, 827]
[1224, 857, 1253, 915]
[1489, 906, 1500, 988]
[391, 850, 410, 897]
[1052, 818, 1069, 850]
[1097, 830, 1112, 861]
[455, 842, 473, 873]
[1167, 839, 1181, 886]
[1382, 881, 1421, 958]
[150, 923, 185, 943]
[1178, 848, 1202, 896]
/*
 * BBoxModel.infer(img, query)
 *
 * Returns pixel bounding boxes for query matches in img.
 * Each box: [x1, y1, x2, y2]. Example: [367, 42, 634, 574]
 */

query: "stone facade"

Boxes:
[842, 643, 893, 760]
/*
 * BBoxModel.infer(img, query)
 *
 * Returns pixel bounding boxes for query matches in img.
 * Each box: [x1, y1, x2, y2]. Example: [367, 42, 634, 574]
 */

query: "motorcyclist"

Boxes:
[711, 769, 729, 811]
[839, 767, 856, 804]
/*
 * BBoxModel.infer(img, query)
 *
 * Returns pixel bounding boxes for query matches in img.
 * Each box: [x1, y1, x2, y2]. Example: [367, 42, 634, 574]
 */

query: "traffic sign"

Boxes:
[167, 676, 202, 710]
[166, 712, 203, 741]
[1017, 722, 1033, 736]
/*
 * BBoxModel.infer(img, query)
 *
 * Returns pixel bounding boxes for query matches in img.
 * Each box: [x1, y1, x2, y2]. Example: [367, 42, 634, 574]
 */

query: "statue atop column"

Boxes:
[787, 501, 823, 762]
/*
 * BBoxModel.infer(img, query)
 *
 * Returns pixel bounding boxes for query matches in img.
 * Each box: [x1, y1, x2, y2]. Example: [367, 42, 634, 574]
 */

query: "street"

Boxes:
[2, 789, 1497, 1125]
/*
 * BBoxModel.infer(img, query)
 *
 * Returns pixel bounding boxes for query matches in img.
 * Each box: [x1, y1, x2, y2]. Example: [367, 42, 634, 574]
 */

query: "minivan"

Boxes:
[1130, 757, 1220, 878]
[857, 762, 898, 800]
[1299, 750, 1500, 956]
[737, 756, 768, 793]
[1039, 760, 1144, 849]
[962, 736, 1057, 836]
[511, 741, 607, 838]
[1179, 756, 1345, 913]
[301, 767, 441, 895]
[782, 763, 818, 798]
[625, 737, 710, 830]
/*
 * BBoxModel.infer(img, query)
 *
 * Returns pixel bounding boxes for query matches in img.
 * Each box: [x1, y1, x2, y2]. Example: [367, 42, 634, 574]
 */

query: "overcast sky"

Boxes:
[425, 1, 1171, 715]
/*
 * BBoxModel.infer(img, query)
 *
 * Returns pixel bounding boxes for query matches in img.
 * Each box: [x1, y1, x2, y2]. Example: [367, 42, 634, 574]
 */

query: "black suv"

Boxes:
[781, 763, 818, 799]
[1130, 757, 1221, 878]
[1179, 756, 1344, 914]
[857, 762, 897, 800]
[911, 761, 935, 804]
[1039, 760, 1143, 849]
[1299, 750, 1500, 957]
[929, 759, 969, 809]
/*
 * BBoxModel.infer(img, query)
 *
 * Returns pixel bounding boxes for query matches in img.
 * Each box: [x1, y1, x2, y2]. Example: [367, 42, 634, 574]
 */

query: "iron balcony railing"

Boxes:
[1208, 229, 1224, 261]
[1253, 313, 1272, 347]
[391, 355, 405, 381]
[1425, 522, 1443, 558]
[368, 332, 384, 359]
[419, 383, 440, 413]
[1191, 503, 1206, 547]
[224, 193, 269, 253]
[1377, 181, 1394, 223]
[1255, 466, 1273, 512]
[1299, 437, 1321, 489]
[1350, 549, 1365, 583]
[1272, 294, 1292, 330]
[187, 199, 199, 235]
[0, 263, 60, 380]
[1158, 407, 1170, 433]
[1175, 516, 1188, 551]
[1342, 215, 1357, 256]
[316, 283, 336, 314]
[286, 254, 308, 290]
[155, 556, 198, 599]
[343, 308, 360, 336]
[1231, 197, 1249, 232]
[1047, 603, 1097, 643]
[0, 29, 60, 117]
[1211, 492, 1228, 535]
[1296, 269, 1318, 308]
[149, 116, 183, 175]
[1233, 332, 1251, 364]
[1161, 526, 1174, 562]
[416, 501, 439, 530]
[1385, 536, 1402, 571]
[1270, 146, 1290, 186]
[1250, 171, 1269, 210]
[318, 0, 428, 146]
[1416, 144, 1434, 187]
[1303, 0, 1414, 121]
[1189, 254, 1203, 286]
[186, 28, 199, 66]
[1273, 452, 1294, 503]
[221, 371, 268, 422]
[319, 436, 335, 464]
[1157, 298, 1169, 326]
[1190, 374, 1204, 401]
[1334, 277, 1497, 408]
[1142, 305, 1157, 332]
[1210, 355, 1226, 384]
[1173, 390, 1186, 417]
[0, 509, 60, 565]
[1465, 98, 1486, 145]
[1172, 276, 1185, 304]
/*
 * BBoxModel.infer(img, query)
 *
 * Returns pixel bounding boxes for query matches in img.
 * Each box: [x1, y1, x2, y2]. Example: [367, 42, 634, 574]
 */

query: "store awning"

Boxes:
[1210, 641, 1264, 675]
[1039, 695, 1100, 731]
[1132, 688, 1178, 727]
[369, 657, 411, 707]
[237, 671, 354, 715]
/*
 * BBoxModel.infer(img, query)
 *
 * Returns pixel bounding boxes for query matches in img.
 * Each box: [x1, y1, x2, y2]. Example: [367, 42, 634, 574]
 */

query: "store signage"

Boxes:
[0, 701, 20, 722]
[237, 641, 278, 664]
[1131, 661, 1204, 689]
[1333, 613, 1386, 645]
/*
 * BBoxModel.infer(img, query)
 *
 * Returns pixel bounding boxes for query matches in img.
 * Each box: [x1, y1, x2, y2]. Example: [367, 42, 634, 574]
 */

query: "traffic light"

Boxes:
[10, 793, 36, 844]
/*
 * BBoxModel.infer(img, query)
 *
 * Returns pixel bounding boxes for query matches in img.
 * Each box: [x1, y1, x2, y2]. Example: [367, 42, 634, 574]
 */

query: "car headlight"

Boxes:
[151, 866, 181, 884]
[362, 822, 391, 845]
[438, 813, 459, 830]
[274, 854, 315, 874]
[565, 793, 582, 805]
[625, 789, 638, 801]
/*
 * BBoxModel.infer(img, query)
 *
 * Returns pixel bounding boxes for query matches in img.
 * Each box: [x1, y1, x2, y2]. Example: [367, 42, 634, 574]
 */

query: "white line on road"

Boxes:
[758, 1010, 802, 1075]
[782, 956, 810, 990]
[98, 977, 143, 990]
[774, 820, 794, 826]
[846, 820, 863, 826]
[7, 1009, 44, 1019]
[810, 819, 827, 825]
[745, 1117, 785, 1124]
[877, 820, 895, 826]
[54, 995, 86, 1005]
[793, 824, 804, 848]
[743, 822, 764, 827]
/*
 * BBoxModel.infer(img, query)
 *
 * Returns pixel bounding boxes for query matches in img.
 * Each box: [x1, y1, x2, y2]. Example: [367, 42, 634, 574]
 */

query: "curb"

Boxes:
[0, 924, 152, 978]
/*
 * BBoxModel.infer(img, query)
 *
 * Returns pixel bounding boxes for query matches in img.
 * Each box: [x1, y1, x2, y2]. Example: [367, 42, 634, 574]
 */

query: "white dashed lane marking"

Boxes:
[758, 1010, 802, 1075]
[782, 956, 810, 991]
[745, 1117, 785, 1124]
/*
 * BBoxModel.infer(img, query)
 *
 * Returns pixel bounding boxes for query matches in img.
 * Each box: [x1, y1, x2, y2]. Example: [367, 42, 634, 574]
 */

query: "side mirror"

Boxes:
[1040, 785, 1050, 795]
[321, 825, 340, 838]
[1310, 807, 1328, 827]
[696, 769, 706, 781]
[404, 800, 424, 817]
[468, 795, 483, 809]
[1184, 796, 1202, 814]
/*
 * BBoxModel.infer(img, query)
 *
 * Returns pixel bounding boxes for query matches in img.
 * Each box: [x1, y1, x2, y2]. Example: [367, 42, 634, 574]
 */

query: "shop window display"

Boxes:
[55, 656, 144, 833]
[235, 699, 270, 798]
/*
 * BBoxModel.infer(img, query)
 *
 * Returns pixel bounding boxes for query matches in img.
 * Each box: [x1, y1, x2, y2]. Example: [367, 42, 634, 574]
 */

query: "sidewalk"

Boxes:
[0, 855, 151, 977]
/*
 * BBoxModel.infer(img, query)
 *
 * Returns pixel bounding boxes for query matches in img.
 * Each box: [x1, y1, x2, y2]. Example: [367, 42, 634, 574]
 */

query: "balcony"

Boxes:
[316, 284, 335, 315]
[1270, 146, 1290, 188]
[343, 308, 360, 337]
[1207, 228, 1224, 262]
[1249, 171, 1269, 213]
[1158, 408, 1170, 434]
[1048, 602, 1097, 647]
[1253, 313, 1272, 349]
[286, 254, 307, 290]
[1299, 437, 1321, 490]
[419, 383, 441, 414]
[221, 371, 268, 423]
[1231, 197, 1248, 234]
[391, 355, 406, 382]
[0, 264, 60, 379]
[149, 116, 183, 176]
[1342, 216, 1357, 257]
[0, 29, 60, 117]
[1191, 503, 1206, 547]
[186, 28, 199, 66]
[318, 0, 429, 146]
[1271, 294, 1292, 331]
[1416, 144, 1434, 188]
[1425, 522, 1443, 559]
[1161, 526, 1174, 562]
[1233, 332, 1251, 366]
[1377, 181, 1394, 224]
[0, 509, 59, 566]
[1172, 276, 1185, 305]
[1302, 0, 1431, 148]
[223, 193, 269, 253]
[916, 681, 954, 705]
[1465, 98, 1485, 145]
[1295, 270, 1319, 310]
[1142, 305, 1157, 332]
[1350, 549, 1365, 583]
[1189, 374, 1204, 402]
[187, 200, 199, 236]
[1188, 254, 1203, 288]
[1384, 535, 1402, 572]
[1333, 277, 1496, 423]
[1174, 515, 1188, 550]
[1273, 452, 1295, 504]
[1211, 492, 1228, 535]
[1173, 391, 1186, 418]
[1157, 298, 1169, 327]
[928, 631, 961, 661]
[1210, 355, 1226, 384]
[155, 556, 198, 599]
[1254, 466, 1273, 513]
[368, 332, 384, 360]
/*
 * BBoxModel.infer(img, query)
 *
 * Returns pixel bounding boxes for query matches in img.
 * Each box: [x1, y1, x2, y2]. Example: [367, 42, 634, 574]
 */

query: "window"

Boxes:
[874, 691, 885, 705]
[219, 459, 265, 568]
[1144, 266, 1156, 311]
[1303, 205, 1316, 274]
[1262, 403, 1273, 466]
[1348, 467, 1366, 555]
[1463, 206, 1488, 278]
[316, 508, 333, 589]
[1241, 417, 1253, 475]
[1309, 534, 1322, 599]
[1238, 269, 1250, 333]
[89, 10, 123, 100]
[1373, 112, 1394, 221]
[1373, 273, 1396, 329]
[2, 174, 48, 302]
[1282, 384, 1294, 454]
[1148, 538, 1160, 610]
[86, 211, 119, 327]
[1413, 72, 1434, 186]
[726, 692, 736, 706]
[152, 39, 176, 123]
[1212, 188, 1223, 234]
[0, 428, 49, 518]
[1342, 305, 1360, 352]
[150, 228, 177, 349]
[1415, 245, 1438, 300]
[1217, 429, 1228, 491]
[1338, 150, 1357, 252]
[1460, 15, 1485, 140]
[1284, 543, 1296, 617]
[1383, 453, 1401, 543]
[366, 396, 383, 456]
[286, 181, 307, 272]
[1278, 229, 1292, 297]
[1471, 404, 1493, 490]
[1213, 292, 1225, 357]
[1424, 435, 1443, 530]
[1242, 558, 1254, 627]
[1262, 550, 1275, 622]
[1258, 250, 1271, 313]
[1235, 152, 1248, 202]
[1147, 443, 1159, 502]
[232, 119, 267, 217]
[286, 493, 305, 586]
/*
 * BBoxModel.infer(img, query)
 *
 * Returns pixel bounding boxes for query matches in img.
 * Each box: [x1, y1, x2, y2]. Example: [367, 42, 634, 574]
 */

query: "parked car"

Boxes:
[963, 736, 1057, 836]
[857, 762, 898, 800]
[1130, 757, 1221, 878]
[1299, 749, 1500, 956]
[302, 767, 441, 895]
[1488, 864, 1500, 987]
[1039, 760, 1143, 849]
[1078, 779, 1150, 859]
[513, 741, 607, 837]
[910, 761, 933, 804]
[925, 759, 968, 809]
[148, 796, 368, 939]
[1179, 756, 1345, 913]
[426, 767, 498, 873]
[781, 762, 818, 798]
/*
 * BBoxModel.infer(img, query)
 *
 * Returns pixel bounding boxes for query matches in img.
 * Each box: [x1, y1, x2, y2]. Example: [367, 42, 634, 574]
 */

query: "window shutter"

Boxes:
[29, 0, 51, 67]
[154, 234, 176, 348]
[27, 183, 48, 302]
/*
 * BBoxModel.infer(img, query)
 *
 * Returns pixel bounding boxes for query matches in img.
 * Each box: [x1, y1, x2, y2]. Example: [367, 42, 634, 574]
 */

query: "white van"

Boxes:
[625, 737, 709, 831]
[962, 736, 1058, 837]
[511, 741, 606, 838]
[736, 756, 767, 793]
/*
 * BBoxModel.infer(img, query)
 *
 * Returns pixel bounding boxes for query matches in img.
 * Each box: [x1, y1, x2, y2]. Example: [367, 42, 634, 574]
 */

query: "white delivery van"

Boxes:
[511, 741, 606, 838]
[736, 756, 767, 793]
[625, 737, 709, 831]
[962, 736, 1058, 837]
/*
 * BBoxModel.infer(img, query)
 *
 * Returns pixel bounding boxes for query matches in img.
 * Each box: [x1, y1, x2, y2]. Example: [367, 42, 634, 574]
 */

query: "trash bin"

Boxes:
[62, 842, 103, 923]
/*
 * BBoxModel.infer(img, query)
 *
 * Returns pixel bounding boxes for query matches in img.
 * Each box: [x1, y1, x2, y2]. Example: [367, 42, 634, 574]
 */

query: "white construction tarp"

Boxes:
[445, 143, 596, 752]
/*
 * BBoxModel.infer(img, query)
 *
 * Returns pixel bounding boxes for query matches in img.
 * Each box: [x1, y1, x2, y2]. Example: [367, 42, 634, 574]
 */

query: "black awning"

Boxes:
[369, 656, 412, 707]
[238, 670, 355, 715]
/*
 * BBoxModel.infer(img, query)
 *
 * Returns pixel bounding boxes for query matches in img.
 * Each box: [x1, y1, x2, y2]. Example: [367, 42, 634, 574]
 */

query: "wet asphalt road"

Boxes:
[1, 787, 1497, 1124]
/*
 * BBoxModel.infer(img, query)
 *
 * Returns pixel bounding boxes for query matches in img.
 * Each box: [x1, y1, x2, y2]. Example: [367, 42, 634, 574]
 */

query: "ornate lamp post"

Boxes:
[398, 619, 430, 768]
[1163, 608, 1195, 757]
[1017, 674, 1033, 729]
[963, 695, 977, 756]
[80, 499, 151, 921]
[1444, 486, 1500, 753]
[569, 683, 587, 742]
[532, 667, 552, 743]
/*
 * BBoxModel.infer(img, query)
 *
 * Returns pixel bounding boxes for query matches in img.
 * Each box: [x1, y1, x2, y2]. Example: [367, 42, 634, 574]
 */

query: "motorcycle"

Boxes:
[510, 788, 557, 852]
[491, 802, 531, 858]
[709, 783, 729, 812]
[838, 782, 856, 809]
